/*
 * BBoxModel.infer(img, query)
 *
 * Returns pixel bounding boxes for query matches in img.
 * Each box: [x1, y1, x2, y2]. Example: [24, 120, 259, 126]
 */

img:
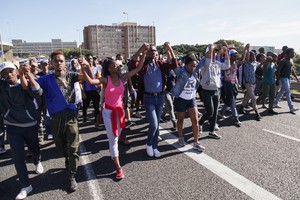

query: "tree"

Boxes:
[58, 48, 94, 59]
[156, 39, 244, 58]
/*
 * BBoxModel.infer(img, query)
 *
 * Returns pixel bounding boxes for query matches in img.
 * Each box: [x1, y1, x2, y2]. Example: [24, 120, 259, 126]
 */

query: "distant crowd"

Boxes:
[0, 41, 298, 199]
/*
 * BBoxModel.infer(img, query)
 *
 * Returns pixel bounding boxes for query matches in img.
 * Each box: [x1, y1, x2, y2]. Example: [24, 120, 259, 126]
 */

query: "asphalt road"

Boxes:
[1, 94, 300, 200]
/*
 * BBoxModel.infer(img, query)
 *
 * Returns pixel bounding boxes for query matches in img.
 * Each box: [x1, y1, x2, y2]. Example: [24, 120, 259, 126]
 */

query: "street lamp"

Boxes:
[123, 12, 129, 22]
[76, 29, 82, 56]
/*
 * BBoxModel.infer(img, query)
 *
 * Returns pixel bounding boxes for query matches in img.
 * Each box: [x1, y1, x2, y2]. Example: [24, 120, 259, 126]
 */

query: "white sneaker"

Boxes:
[146, 145, 154, 157]
[47, 134, 53, 140]
[35, 162, 44, 174]
[290, 108, 299, 113]
[153, 149, 160, 158]
[274, 105, 282, 108]
[16, 185, 32, 200]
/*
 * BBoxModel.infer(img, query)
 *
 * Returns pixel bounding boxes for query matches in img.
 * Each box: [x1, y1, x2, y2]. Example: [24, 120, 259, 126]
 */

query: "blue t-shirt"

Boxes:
[143, 63, 163, 93]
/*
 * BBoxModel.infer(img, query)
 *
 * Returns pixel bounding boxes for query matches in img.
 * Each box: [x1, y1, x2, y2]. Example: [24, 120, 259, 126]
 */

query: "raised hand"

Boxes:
[78, 57, 89, 68]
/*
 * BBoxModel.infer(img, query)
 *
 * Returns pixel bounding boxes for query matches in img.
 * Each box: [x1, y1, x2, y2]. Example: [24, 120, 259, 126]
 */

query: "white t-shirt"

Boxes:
[179, 75, 197, 100]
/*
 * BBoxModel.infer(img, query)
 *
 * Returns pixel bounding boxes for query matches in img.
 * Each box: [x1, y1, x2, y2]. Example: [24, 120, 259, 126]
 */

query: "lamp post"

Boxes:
[123, 12, 130, 58]
[76, 29, 82, 56]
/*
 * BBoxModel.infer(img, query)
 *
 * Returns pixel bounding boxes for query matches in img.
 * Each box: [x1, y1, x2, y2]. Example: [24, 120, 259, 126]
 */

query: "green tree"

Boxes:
[58, 48, 94, 59]
[156, 39, 244, 58]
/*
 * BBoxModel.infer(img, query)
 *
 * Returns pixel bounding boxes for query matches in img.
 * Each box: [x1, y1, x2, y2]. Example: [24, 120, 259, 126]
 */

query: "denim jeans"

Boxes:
[199, 89, 220, 132]
[7, 125, 40, 188]
[143, 94, 164, 149]
[221, 95, 238, 122]
[275, 78, 293, 109]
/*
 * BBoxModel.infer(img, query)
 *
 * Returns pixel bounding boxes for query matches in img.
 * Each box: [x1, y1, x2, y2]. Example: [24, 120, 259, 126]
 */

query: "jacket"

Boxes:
[130, 58, 178, 102]
[0, 80, 41, 127]
[171, 58, 205, 98]
[200, 59, 230, 90]
[36, 73, 78, 116]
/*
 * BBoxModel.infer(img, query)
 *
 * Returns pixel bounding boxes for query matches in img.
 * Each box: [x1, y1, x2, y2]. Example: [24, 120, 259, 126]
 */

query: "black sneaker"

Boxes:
[268, 109, 278, 115]
[69, 176, 78, 192]
[208, 132, 222, 139]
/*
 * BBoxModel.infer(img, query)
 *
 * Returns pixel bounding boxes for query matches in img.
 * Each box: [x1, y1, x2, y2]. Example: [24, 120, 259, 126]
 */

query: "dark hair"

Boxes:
[256, 53, 265, 62]
[85, 53, 92, 58]
[50, 50, 64, 60]
[282, 46, 288, 52]
[286, 48, 294, 56]
[184, 53, 197, 65]
[101, 58, 114, 78]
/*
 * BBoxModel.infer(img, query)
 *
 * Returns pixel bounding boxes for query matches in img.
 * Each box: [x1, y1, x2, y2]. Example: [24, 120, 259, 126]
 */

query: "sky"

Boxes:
[1, 0, 300, 53]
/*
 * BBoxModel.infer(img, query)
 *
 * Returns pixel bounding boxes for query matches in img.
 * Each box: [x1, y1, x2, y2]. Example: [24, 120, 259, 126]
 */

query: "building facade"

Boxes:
[12, 39, 77, 56]
[83, 22, 156, 59]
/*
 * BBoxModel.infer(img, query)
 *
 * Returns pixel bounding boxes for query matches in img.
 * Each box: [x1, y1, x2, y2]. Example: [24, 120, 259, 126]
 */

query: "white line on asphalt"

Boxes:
[159, 129, 282, 200]
[262, 129, 300, 142]
[79, 136, 104, 200]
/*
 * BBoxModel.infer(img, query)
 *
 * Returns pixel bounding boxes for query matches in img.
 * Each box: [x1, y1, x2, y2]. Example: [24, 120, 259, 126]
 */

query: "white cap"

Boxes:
[0, 62, 17, 73]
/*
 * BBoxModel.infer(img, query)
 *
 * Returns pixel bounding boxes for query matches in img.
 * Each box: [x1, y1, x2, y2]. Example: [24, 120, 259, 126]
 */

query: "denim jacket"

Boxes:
[171, 58, 205, 98]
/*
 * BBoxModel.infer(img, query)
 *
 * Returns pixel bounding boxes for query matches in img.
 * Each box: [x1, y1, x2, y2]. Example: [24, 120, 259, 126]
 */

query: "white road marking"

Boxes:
[79, 136, 104, 200]
[160, 129, 282, 200]
[262, 129, 300, 142]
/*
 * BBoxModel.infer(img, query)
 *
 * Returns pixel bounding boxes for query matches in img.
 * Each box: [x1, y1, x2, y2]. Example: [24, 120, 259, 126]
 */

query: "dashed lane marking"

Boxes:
[262, 129, 300, 142]
[79, 136, 104, 200]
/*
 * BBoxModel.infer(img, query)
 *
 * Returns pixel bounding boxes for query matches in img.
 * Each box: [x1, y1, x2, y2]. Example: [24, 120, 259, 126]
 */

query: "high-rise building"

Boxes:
[83, 22, 156, 59]
[12, 39, 77, 56]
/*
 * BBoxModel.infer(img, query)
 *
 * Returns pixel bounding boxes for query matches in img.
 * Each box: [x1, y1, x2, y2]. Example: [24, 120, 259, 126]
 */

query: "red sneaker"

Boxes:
[116, 167, 125, 180]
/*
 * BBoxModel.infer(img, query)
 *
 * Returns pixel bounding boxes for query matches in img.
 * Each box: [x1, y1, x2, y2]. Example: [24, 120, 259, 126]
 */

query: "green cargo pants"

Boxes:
[51, 115, 79, 177]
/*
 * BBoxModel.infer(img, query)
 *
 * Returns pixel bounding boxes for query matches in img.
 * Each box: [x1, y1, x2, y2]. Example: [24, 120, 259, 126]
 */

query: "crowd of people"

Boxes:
[0, 41, 298, 199]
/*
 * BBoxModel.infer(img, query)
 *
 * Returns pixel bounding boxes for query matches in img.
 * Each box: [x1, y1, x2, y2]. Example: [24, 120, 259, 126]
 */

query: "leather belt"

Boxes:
[144, 91, 164, 96]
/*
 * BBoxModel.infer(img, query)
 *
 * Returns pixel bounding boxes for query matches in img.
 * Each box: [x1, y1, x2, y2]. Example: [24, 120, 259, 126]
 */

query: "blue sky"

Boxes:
[1, 0, 300, 52]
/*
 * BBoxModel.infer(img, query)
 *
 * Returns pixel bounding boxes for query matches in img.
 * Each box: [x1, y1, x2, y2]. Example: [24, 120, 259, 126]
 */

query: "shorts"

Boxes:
[174, 97, 196, 112]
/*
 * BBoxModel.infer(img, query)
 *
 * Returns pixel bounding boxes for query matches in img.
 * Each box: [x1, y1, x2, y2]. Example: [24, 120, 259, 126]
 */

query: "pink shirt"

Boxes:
[104, 76, 124, 107]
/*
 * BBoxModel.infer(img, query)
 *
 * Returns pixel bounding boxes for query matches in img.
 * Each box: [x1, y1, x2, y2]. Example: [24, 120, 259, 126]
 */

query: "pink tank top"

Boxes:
[104, 76, 124, 107]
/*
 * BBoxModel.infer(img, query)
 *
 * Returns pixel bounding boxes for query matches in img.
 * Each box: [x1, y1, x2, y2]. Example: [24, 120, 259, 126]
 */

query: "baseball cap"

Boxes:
[228, 49, 238, 56]
[41, 60, 49, 65]
[0, 62, 17, 73]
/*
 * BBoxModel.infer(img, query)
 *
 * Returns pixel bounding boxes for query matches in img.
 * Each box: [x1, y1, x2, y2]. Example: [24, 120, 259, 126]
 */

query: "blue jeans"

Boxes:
[275, 78, 293, 109]
[221, 95, 238, 122]
[7, 125, 40, 188]
[199, 89, 220, 132]
[143, 94, 164, 149]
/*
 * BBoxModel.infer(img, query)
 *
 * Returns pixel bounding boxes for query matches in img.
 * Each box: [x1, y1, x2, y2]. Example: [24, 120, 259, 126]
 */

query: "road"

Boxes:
[1, 94, 300, 200]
